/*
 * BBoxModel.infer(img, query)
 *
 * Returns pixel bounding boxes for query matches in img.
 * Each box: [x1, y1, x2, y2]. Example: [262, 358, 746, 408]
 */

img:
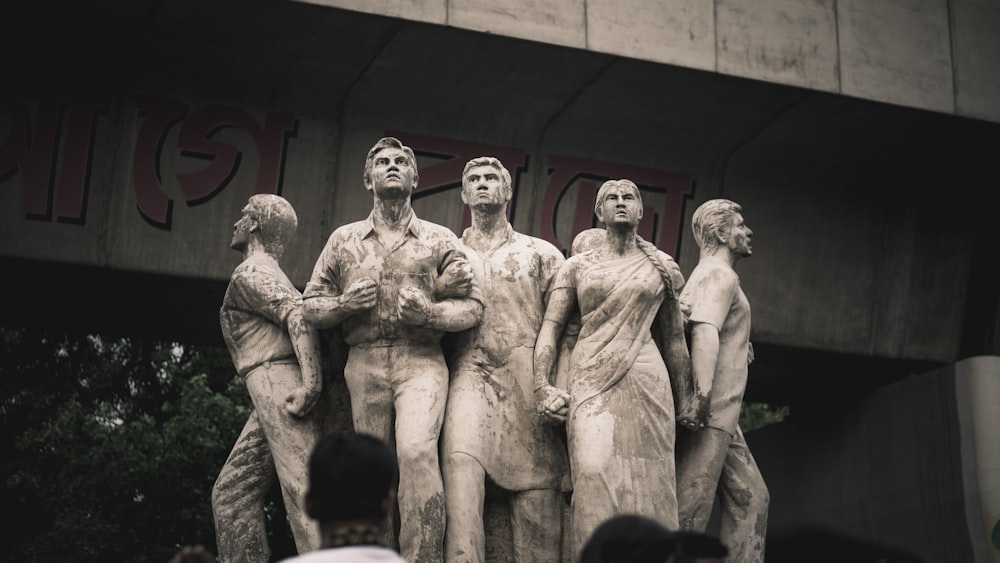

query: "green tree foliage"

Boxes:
[740, 401, 790, 433]
[0, 327, 293, 562]
[1, 325, 785, 561]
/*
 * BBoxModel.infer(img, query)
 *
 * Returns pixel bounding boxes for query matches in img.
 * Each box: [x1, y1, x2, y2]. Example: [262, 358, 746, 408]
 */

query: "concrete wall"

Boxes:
[2, 0, 998, 365]
[751, 356, 1000, 562]
[300, 0, 1000, 124]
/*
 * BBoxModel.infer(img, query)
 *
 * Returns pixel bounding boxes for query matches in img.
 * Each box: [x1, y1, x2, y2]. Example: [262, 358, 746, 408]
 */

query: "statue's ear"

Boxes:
[715, 226, 727, 244]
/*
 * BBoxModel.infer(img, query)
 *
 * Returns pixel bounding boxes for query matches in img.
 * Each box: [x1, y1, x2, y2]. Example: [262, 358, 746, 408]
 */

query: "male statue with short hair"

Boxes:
[676, 198, 769, 563]
[302, 137, 484, 563]
[439, 157, 570, 563]
[214, 194, 323, 562]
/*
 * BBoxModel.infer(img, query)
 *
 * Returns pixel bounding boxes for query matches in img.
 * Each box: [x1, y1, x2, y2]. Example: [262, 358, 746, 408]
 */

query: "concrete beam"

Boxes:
[297, 0, 1000, 124]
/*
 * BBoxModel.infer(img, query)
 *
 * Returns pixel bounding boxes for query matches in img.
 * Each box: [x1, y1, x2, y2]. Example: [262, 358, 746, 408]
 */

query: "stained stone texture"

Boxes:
[951, 0, 1000, 123]
[292, 0, 1000, 124]
[214, 195, 325, 561]
[838, 0, 954, 113]
[449, 0, 586, 49]
[717, 0, 840, 92]
[586, 0, 715, 70]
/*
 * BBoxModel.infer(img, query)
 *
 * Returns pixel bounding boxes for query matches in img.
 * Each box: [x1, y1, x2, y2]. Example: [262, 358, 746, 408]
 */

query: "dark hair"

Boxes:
[305, 432, 398, 522]
[578, 514, 677, 563]
[671, 530, 729, 562]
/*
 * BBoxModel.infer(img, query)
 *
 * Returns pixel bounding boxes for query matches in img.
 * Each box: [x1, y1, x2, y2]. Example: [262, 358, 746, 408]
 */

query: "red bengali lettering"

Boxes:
[54, 98, 104, 224]
[176, 106, 297, 205]
[1, 98, 106, 225]
[133, 95, 188, 229]
[541, 155, 694, 255]
[387, 130, 528, 230]
[0, 98, 64, 221]
[0, 99, 32, 191]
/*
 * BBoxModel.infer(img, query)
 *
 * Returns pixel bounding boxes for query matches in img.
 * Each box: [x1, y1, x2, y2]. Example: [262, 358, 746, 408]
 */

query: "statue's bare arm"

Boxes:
[284, 308, 322, 417]
[533, 287, 575, 423]
[685, 322, 720, 426]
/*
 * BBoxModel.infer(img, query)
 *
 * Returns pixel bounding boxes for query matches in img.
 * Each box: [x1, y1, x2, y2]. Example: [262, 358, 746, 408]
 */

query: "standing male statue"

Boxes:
[302, 137, 484, 562]
[214, 194, 323, 562]
[439, 157, 570, 563]
[676, 198, 769, 562]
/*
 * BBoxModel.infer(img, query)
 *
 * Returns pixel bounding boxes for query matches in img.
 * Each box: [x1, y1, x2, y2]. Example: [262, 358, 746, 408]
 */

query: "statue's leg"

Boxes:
[212, 411, 276, 563]
[675, 426, 730, 532]
[510, 488, 564, 563]
[717, 426, 769, 563]
[443, 451, 486, 563]
[344, 348, 397, 549]
[244, 362, 323, 554]
[392, 351, 448, 563]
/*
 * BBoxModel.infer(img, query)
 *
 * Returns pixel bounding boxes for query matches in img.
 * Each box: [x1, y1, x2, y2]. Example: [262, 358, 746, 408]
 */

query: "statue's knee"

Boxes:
[397, 441, 438, 472]
[443, 451, 477, 474]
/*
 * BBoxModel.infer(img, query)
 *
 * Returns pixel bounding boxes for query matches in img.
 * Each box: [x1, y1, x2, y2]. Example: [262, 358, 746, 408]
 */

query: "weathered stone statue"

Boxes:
[301, 137, 484, 563]
[676, 198, 768, 563]
[533, 179, 691, 556]
[213, 194, 323, 562]
[439, 157, 570, 563]
[570, 227, 606, 256]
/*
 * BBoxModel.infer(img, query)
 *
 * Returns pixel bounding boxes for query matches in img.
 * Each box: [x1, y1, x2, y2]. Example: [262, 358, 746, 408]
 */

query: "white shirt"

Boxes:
[281, 546, 408, 563]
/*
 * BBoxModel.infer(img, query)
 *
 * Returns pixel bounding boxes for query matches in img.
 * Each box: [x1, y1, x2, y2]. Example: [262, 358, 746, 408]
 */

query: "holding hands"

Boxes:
[677, 393, 710, 430]
[535, 384, 571, 423]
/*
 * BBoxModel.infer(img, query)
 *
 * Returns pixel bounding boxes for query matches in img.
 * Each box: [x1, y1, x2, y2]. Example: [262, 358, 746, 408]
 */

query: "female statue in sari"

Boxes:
[533, 179, 697, 557]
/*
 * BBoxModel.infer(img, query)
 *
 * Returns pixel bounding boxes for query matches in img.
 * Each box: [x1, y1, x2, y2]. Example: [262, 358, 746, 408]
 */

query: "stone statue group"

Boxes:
[212, 137, 769, 563]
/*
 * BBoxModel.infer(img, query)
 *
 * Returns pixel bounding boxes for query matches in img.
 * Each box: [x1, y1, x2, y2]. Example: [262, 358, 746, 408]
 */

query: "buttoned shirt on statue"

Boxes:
[303, 211, 482, 347]
[220, 254, 300, 377]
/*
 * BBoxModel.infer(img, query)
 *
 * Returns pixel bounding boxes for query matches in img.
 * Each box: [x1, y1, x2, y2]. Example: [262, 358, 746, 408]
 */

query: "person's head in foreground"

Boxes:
[670, 530, 729, 563]
[304, 432, 398, 550]
[578, 514, 728, 563]
[578, 514, 676, 563]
